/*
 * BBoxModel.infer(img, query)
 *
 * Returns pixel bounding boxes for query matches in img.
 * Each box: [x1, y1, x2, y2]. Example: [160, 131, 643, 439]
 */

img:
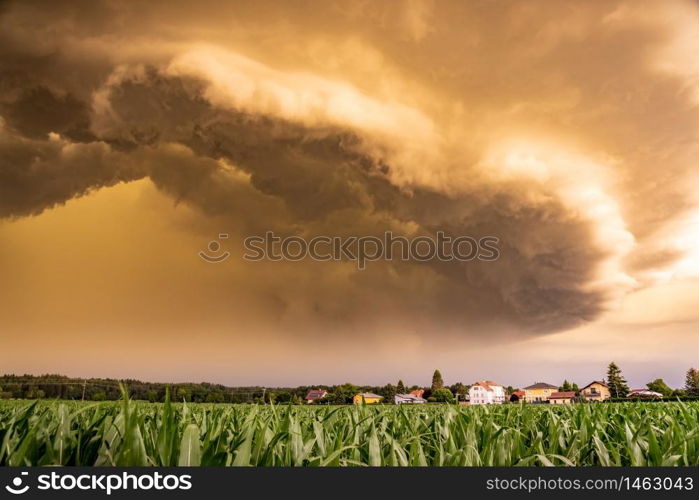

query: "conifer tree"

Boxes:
[396, 379, 406, 394]
[685, 368, 699, 396]
[431, 370, 444, 392]
[606, 362, 630, 398]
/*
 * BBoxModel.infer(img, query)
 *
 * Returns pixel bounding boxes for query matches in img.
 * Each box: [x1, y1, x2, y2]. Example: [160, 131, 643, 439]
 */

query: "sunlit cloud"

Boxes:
[1, 0, 698, 386]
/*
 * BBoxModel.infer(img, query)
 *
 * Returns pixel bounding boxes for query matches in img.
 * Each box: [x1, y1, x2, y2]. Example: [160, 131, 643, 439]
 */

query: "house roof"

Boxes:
[550, 391, 576, 399]
[581, 380, 608, 390]
[472, 381, 501, 392]
[523, 382, 558, 390]
[409, 389, 425, 398]
[304, 389, 328, 400]
[627, 389, 663, 398]
[395, 393, 426, 402]
[511, 391, 525, 398]
[356, 392, 381, 399]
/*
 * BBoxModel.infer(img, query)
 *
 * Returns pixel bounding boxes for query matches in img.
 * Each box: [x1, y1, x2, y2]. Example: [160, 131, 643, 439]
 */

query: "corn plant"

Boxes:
[1, 394, 697, 466]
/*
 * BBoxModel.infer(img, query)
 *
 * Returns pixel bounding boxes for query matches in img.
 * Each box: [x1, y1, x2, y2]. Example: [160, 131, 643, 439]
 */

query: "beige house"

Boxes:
[549, 391, 576, 404]
[580, 381, 610, 401]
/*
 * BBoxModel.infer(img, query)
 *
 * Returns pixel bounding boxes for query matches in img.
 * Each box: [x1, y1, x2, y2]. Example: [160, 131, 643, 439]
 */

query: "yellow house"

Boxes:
[353, 392, 382, 405]
[523, 382, 558, 403]
[580, 381, 611, 402]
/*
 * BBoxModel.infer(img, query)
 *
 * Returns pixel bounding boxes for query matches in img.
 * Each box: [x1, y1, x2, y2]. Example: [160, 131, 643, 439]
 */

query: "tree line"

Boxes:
[0, 373, 472, 404]
[1, 364, 697, 403]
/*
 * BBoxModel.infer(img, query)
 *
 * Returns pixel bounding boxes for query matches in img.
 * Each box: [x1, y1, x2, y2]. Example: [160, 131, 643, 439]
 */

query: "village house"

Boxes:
[353, 392, 382, 405]
[394, 393, 427, 404]
[409, 389, 425, 399]
[523, 382, 558, 403]
[627, 389, 663, 399]
[303, 389, 328, 403]
[580, 381, 611, 402]
[509, 391, 526, 403]
[468, 381, 506, 405]
[549, 391, 576, 404]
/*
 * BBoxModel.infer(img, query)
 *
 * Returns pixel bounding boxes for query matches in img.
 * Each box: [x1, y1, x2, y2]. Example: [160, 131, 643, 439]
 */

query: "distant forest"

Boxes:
[0, 374, 464, 404]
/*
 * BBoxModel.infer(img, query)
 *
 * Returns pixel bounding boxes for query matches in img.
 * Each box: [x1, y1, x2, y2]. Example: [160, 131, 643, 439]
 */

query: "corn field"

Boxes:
[1, 396, 698, 466]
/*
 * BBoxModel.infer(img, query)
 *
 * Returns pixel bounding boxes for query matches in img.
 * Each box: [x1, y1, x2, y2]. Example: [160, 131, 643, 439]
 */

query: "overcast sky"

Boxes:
[1, 0, 698, 389]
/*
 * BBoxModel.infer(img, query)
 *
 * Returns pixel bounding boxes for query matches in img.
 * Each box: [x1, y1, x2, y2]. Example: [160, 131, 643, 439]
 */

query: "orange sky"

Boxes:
[1, 0, 698, 388]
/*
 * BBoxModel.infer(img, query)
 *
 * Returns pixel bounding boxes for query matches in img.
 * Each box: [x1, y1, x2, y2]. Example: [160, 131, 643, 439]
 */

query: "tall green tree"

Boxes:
[685, 368, 699, 396]
[450, 382, 467, 397]
[330, 382, 359, 404]
[559, 380, 572, 392]
[431, 388, 454, 403]
[431, 370, 444, 392]
[176, 386, 190, 402]
[606, 362, 630, 398]
[381, 383, 397, 403]
[396, 380, 406, 394]
[646, 378, 673, 397]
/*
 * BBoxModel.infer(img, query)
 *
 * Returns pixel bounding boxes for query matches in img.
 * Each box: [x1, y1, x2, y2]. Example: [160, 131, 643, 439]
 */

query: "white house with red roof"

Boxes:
[304, 389, 328, 403]
[468, 381, 506, 405]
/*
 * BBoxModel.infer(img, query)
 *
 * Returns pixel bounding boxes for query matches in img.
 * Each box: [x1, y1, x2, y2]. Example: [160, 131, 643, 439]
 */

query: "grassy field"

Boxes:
[1, 396, 698, 466]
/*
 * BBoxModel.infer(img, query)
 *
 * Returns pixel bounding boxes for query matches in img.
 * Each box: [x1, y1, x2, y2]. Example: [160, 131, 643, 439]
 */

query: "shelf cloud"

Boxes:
[1, 0, 698, 381]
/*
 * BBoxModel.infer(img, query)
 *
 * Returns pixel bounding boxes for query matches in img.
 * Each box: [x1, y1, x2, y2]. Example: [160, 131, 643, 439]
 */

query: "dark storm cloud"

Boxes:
[0, 0, 697, 339]
[0, 127, 142, 218]
[65, 69, 602, 333]
[3, 86, 95, 142]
